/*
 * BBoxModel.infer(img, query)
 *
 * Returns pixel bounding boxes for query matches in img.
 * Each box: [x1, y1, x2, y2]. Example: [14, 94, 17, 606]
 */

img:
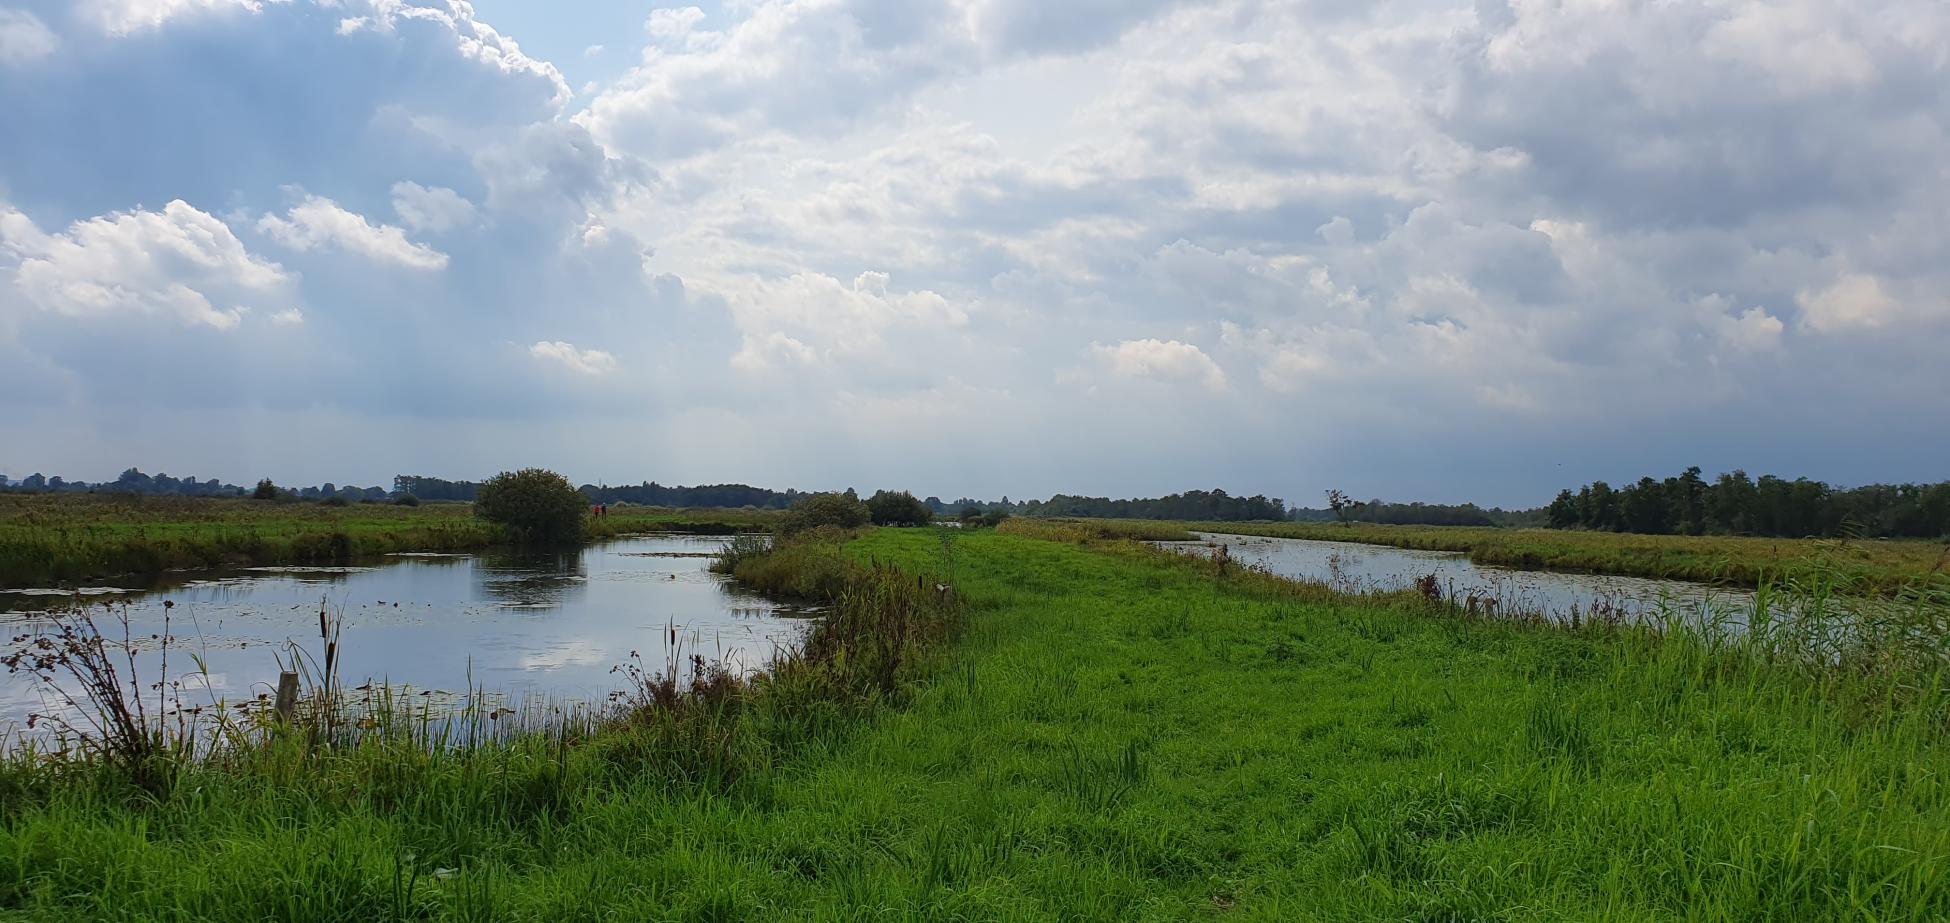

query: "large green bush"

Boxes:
[781, 492, 871, 535]
[866, 489, 933, 526]
[474, 468, 586, 543]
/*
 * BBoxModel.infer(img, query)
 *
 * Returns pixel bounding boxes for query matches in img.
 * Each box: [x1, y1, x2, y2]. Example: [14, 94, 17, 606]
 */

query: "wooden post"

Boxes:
[274, 672, 300, 723]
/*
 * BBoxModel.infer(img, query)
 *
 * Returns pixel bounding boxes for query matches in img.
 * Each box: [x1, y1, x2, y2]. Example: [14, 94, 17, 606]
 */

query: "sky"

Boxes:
[0, 0, 1945, 508]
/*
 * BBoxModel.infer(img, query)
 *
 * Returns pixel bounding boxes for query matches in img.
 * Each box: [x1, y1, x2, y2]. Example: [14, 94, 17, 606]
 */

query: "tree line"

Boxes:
[0, 468, 391, 501]
[1546, 468, 1950, 538]
[1014, 489, 1288, 522]
[1290, 499, 1544, 527]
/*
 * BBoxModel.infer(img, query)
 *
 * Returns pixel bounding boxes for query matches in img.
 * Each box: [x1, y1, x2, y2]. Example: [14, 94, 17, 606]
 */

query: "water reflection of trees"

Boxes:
[474, 547, 589, 610]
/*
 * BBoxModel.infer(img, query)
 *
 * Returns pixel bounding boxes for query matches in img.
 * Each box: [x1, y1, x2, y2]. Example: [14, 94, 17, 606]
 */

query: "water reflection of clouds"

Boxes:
[4, 534, 811, 744]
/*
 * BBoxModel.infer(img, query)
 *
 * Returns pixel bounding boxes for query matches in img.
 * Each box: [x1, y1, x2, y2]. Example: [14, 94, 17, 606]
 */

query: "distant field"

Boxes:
[1121, 519, 1950, 594]
[0, 494, 780, 589]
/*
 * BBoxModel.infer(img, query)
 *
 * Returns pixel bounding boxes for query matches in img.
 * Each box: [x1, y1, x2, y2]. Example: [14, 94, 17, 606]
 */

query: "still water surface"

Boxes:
[1, 534, 805, 736]
[1168, 531, 1757, 623]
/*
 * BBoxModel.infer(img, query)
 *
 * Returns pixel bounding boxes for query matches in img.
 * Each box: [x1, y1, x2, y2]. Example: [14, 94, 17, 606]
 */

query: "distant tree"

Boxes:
[22, 473, 46, 491]
[394, 493, 421, 507]
[1325, 489, 1353, 526]
[475, 468, 587, 544]
[253, 479, 278, 500]
[321, 495, 350, 507]
[781, 492, 871, 534]
[866, 489, 933, 526]
[1546, 489, 1580, 529]
[959, 505, 984, 524]
[980, 509, 1013, 528]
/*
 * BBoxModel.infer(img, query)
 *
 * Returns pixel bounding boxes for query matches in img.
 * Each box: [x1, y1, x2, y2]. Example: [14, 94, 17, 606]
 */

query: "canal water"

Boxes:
[1, 534, 806, 739]
[1166, 531, 1757, 623]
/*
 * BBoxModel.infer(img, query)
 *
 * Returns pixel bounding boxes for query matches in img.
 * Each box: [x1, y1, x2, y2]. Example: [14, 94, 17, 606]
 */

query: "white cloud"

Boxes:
[4, 0, 1950, 500]
[645, 7, 705, 43]
[580, 1, 976, 158]
[1797, 274, 1898, 332]
[530, 340, 617, 375]
[0, 8, 57, 66]
[0, 199, 290, 329]
[718, 269, 968, 372]
[258, 195, 448, 270]
[84, 0, 263, 36]
[345, 0, 571, 109]
[269, 307, 304, 325]
[389, 182, 476, 233]
[1709, 302, 1785, 353]
[1091, 339, 1226, 392]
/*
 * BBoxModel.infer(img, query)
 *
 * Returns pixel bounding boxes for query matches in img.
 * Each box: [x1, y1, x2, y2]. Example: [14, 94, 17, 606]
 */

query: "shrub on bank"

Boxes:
[866, 489, 932, 526]
[474, 468, 586, 544]
[781, 492, 870, 534]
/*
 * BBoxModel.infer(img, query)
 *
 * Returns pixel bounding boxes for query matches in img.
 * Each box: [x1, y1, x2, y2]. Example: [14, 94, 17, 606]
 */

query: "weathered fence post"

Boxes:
[274, 671, 300, 724]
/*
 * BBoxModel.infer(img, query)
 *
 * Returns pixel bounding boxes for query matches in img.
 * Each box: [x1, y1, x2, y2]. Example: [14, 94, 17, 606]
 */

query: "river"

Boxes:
[1165, 531, 1757, 624]
[1, 534, 805, 741]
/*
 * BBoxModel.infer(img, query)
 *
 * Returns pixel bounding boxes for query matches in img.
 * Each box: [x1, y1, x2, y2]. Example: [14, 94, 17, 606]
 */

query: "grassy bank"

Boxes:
[4, 526, 1946, 919]
[1104, 517, 1948, 593]
[0, 495, 780, 590]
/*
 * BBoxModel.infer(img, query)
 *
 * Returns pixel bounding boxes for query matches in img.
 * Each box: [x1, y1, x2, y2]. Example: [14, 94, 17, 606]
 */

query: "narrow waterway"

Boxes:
[2, 534, 806, 739]
[1166, 531, 1757, 623]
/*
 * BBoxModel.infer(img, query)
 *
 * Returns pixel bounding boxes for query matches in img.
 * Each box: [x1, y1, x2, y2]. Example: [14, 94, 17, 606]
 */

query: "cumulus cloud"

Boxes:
[0, 8, 57, 66]
[336, 0, 570, 108]
[84, 0, 263, 36]
[389, 182, 476, 233]
[0, 199, 290, 329]
[579, 0, 976, 158]
[644, 7, 705, 44]
[1797, 274, 1898, 332]
[258, 195, 448, 270]
[4, 0, 1949, 500]
[1091, 339, 1226, 392]
[719, 269, 968, 373]
[530, 340, 616, 375]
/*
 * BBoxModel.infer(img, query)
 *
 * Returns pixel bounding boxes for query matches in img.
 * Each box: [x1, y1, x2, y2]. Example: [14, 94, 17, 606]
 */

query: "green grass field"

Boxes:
[0, 494, 781, 589]
[1067, 517, 1949, 594]
[3, 527, 1945, 920]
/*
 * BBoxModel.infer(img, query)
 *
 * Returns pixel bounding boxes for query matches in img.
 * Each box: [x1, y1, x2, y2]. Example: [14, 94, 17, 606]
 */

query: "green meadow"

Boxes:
[4, 525, 1946, 920]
